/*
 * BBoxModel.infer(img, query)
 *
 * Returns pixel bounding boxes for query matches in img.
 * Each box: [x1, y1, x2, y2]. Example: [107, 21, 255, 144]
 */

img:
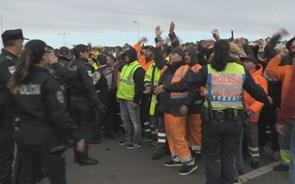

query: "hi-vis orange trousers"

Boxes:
[186, 113, 202, 152]
[164, 113, 191, 160]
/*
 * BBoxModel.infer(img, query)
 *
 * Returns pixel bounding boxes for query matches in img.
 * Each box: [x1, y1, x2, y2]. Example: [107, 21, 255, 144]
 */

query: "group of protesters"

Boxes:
[0, 22, 294, 184]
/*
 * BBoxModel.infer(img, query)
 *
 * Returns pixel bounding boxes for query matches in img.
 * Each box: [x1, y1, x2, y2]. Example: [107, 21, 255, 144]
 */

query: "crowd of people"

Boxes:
[0, 22, 294, 184]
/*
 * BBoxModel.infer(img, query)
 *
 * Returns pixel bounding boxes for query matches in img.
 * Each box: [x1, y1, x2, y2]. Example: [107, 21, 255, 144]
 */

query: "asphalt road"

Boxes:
[39, 137, 289, 184]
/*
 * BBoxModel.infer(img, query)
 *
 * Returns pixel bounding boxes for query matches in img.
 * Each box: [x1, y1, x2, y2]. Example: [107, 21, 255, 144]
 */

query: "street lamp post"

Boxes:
[0, 15, 3, 34]
[58, 32, 69, 46]
[134, 21, 139, 42]
[0, 15, 3, 48]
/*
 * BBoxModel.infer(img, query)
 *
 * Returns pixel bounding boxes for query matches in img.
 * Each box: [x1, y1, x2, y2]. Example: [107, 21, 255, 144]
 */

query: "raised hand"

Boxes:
[155, 26, 163, 38]
[278, 28, 289, 37]
[139, 37, 148, 44]
[169, 21, 175, 34]
[211, 29, 220, 41]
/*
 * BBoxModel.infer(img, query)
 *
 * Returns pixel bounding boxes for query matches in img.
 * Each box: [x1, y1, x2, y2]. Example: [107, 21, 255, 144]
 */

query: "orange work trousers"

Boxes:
[164, 113, 191, 159]
[186, 113, 202, 151]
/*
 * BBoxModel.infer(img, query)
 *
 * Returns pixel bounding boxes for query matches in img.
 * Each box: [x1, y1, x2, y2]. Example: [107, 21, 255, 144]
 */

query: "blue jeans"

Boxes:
[289, 119, 295, 184]
[119, 100, 141, 143]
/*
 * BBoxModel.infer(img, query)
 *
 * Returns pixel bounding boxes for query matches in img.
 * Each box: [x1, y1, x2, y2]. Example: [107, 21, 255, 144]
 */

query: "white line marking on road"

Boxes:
[238, 161, 281, 183]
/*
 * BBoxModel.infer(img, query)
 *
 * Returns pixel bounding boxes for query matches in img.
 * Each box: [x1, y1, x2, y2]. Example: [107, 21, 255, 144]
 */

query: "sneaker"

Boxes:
[274, 164, 289, 171]
[119, 138, 128, 145]
[191, 152, 202, 161]
[164, 160, 183, 167]
[234, 178, 244, 183]
[178, 162, 198, 176]
[271, 151, 280, 161]
[127, 142, 141, 149]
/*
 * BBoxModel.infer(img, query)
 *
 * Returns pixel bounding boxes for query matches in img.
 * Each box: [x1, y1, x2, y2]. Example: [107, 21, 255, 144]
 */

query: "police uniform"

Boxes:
[66, 44, 105, 165]
[163, 61, 270, 184]
[0, 29, 26, 184]
[10, 39, 84, 184]
[95, 59, 114, 139]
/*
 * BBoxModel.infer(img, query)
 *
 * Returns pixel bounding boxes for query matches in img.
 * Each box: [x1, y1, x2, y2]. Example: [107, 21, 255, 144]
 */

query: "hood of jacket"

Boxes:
[286, 36, 295, 56]
[185, 47, 198, 66]
[250, 64, 263, 77]
[124, 47, 138, 63]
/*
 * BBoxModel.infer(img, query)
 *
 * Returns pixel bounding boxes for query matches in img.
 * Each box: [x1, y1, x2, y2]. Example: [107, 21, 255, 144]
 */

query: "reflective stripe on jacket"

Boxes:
[116, 61, 141, 101]
[204, 62, 246, 110]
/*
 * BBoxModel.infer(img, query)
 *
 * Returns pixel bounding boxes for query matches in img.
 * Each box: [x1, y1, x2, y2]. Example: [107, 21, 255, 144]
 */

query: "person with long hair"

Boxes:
[155, 39, 272, 184]
[9, 39, 85, 184]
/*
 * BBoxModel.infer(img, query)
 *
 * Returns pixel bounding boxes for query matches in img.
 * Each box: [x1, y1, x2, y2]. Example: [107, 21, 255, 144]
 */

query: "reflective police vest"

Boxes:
[204, 62, 246, 110]
[171, 64, 190, 99]
[116, 61, 142, 101]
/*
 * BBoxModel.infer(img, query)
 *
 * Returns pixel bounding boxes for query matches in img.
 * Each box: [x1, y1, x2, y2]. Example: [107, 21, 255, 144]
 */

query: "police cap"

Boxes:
[59, 46, 70, 56]
[1, 29, 28, 42]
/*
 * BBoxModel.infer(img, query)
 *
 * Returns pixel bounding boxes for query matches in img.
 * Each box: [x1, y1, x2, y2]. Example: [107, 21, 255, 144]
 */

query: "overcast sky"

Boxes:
[1, 0, 294, 48]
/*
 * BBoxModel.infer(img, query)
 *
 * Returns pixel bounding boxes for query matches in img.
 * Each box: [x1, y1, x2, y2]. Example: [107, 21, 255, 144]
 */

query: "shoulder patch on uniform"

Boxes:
[6, 55, 13, 61]
[8, 65, 16, 74]
[87, 70, 92, 77]
[56, 91, 65, 104]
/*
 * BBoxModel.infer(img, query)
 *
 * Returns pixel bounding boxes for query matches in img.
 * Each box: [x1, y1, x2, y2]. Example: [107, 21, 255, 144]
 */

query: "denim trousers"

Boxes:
[119, 100, 141, 143]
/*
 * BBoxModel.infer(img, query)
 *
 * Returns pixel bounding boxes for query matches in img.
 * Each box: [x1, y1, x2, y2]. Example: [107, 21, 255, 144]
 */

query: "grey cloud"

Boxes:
[1, 0, 295, 42]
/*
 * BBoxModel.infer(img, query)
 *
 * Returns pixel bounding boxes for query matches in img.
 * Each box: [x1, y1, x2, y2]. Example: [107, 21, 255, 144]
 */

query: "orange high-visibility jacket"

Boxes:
[244, 64, 268, 122]
[265, 55, 295, 125]
[133, 43, 154, 71]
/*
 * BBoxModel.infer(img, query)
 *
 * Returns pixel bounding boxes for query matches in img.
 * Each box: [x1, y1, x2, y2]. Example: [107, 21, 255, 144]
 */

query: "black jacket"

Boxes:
[184, 47, 203, 114]
[158, 60, 188, 116]
[11, 66, 83, 141]
[66, 57, 105, 109]
[51, 57, 71, 85]
[0, 49, 18, 110]
[163, 63, 270, 105]
[94, 66, 109, 105]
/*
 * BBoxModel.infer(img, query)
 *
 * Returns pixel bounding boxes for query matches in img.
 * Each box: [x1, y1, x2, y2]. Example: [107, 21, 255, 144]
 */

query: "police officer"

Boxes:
[50, 46, 71, 86]
[155, 40, 272, 184]
[0, 29, 26, 184]
[9, 39, 86, 184]
[66, 44, 106, 166]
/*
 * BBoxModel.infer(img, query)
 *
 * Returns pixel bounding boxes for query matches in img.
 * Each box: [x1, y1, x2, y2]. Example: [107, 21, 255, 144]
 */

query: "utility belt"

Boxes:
[209, 108, 242, 122]
[13, 117, 67, 154]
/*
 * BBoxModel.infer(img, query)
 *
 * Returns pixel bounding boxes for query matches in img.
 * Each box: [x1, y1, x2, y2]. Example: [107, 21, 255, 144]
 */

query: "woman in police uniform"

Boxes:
[155, 40, 272, 184]
[9, 40, 85, 184]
